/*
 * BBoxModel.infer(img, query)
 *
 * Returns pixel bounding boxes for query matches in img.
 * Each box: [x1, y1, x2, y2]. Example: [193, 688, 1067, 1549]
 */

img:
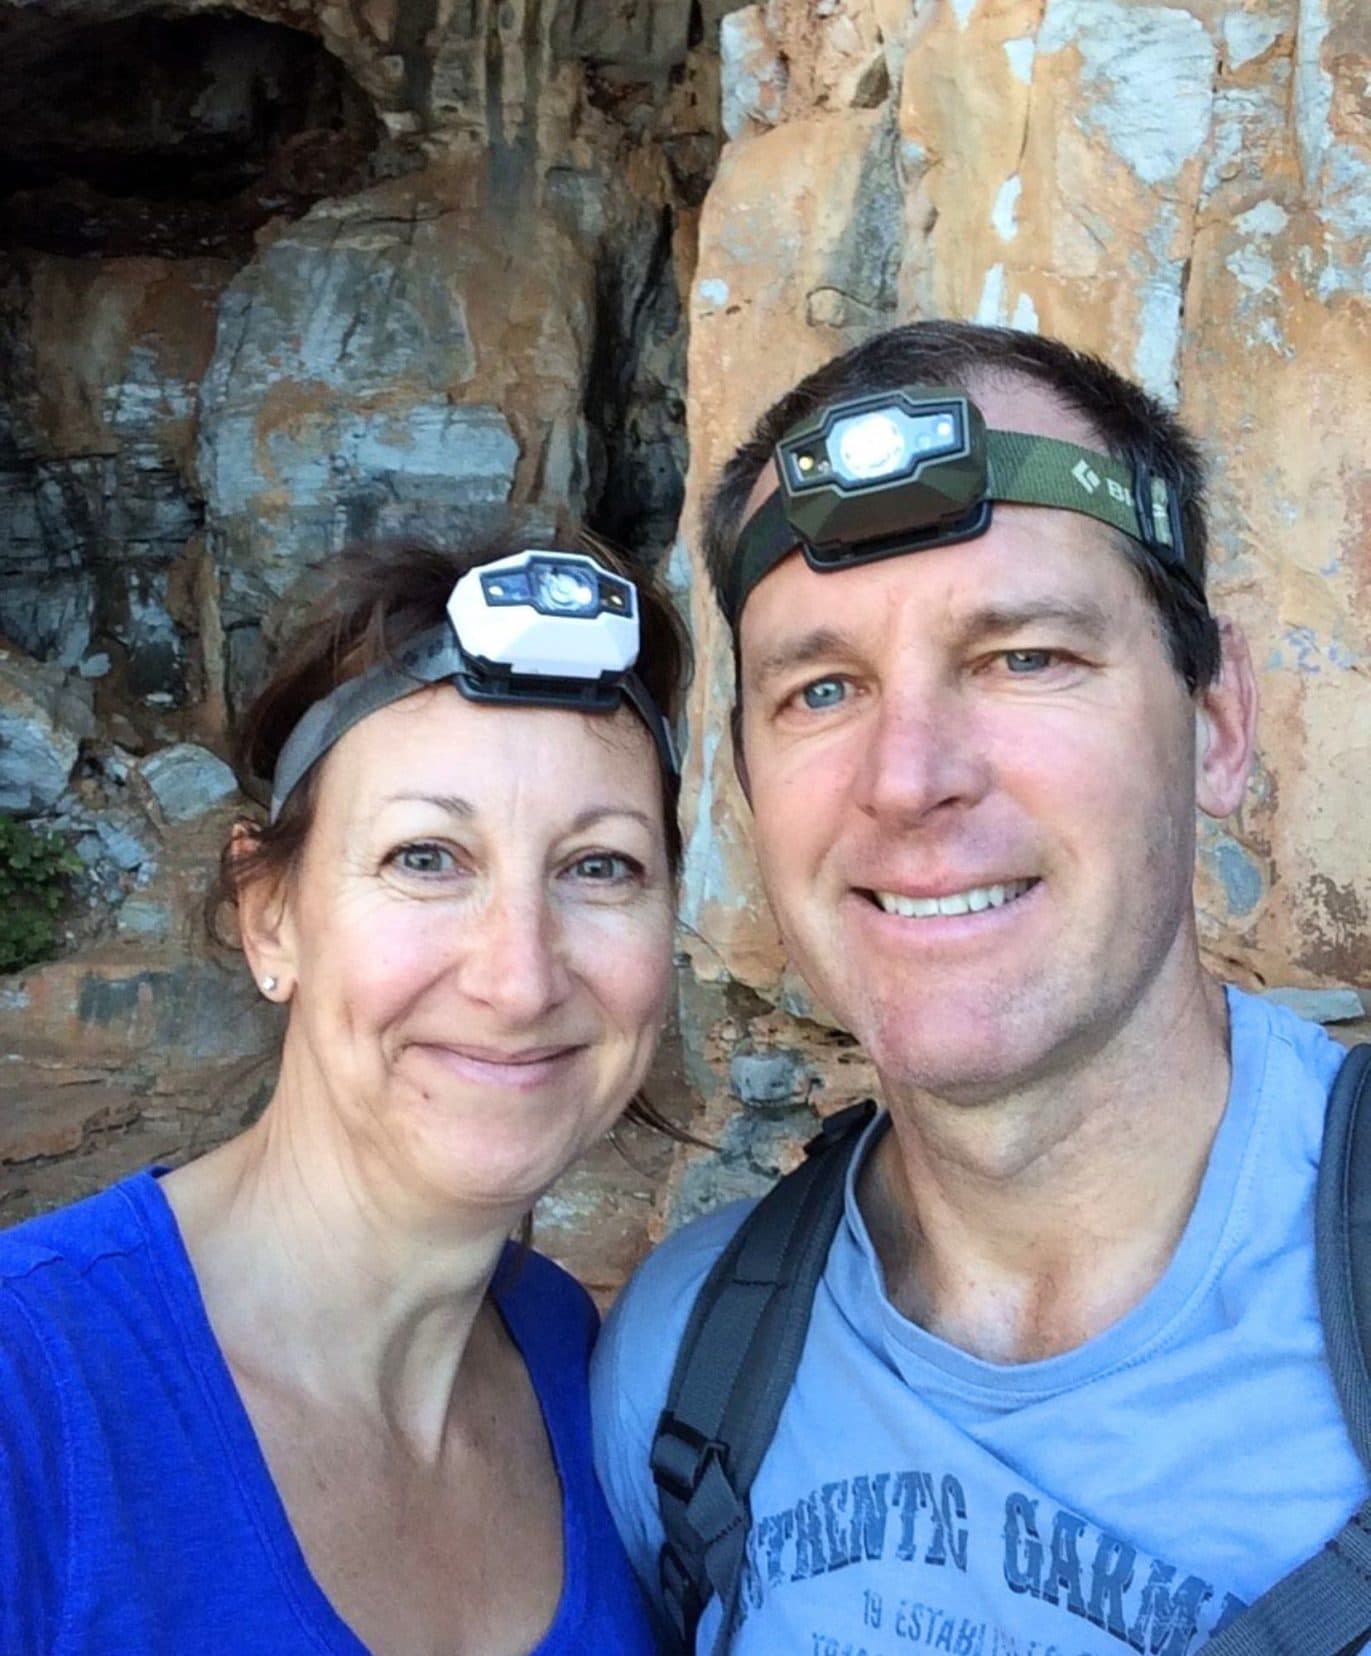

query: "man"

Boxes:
[591, 323, 1366, 1655]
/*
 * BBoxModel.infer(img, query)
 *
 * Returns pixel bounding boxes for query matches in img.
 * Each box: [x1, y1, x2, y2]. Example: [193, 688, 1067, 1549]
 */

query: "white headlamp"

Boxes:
[269, 549, 677, 822]
[448, 552, 640, 681]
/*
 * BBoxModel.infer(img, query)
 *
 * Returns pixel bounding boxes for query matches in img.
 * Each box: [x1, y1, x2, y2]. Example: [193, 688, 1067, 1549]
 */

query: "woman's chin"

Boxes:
[376, 1075, 614, 1220]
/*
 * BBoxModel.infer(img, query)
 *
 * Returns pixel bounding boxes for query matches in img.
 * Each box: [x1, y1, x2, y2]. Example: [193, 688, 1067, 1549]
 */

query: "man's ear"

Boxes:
[233, 824, 298, 1000]
[730, 702, 752, 807]
[1195, 617, 1258, 820]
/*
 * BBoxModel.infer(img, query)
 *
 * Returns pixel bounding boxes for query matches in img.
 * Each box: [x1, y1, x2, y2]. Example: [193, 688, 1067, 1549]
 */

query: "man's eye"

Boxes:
[390, 842, 456, 875]
[1003, 649, 1054, 674]
[800, 677, 847, 710]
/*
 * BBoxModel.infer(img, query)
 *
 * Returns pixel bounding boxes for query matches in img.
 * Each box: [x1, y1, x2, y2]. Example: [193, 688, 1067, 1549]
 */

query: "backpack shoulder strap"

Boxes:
[1202, 1040, 1371, 1656]
[650, 1098, 877, 1654]
[1316, 1042, 1371, 1466]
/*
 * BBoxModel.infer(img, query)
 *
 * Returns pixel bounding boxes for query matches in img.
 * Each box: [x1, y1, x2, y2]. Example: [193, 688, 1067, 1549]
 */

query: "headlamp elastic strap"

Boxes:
[270, 622, 678, 823]
[270, 625, 455, 822]
[984, 432, 1180, 561]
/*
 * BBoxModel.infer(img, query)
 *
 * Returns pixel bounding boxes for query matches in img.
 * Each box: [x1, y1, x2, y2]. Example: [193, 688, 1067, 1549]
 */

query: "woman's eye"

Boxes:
[568, 852, 641, 884]
[1003, 649, 1055, 674]
[390, 842, 457, 876]
[800, 677, 847, 710]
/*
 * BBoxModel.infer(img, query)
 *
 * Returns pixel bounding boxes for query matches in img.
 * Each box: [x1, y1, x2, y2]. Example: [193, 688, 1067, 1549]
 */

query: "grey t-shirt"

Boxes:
[592, 988, 1366, 1655]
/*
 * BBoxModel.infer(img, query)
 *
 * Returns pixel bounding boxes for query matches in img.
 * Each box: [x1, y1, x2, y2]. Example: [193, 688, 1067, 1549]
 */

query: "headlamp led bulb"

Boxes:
[537, 566, 598, 614]
[834, 412, 908, 482]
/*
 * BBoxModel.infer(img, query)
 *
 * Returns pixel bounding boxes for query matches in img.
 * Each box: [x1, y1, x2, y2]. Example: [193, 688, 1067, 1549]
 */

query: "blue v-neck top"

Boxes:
[0, 1170, 657, 1654]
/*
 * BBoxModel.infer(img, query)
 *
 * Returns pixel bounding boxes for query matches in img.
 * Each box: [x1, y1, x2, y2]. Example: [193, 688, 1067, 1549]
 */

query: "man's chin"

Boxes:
[858, 999, 1059, 1106]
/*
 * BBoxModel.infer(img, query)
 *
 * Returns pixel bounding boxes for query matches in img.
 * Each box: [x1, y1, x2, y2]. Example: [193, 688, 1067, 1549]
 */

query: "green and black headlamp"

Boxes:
[724, 385, 1201, 627]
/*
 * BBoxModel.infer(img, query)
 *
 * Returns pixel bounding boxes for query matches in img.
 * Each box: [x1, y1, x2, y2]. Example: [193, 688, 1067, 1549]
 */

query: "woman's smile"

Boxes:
[407, 1039, 588, 1091]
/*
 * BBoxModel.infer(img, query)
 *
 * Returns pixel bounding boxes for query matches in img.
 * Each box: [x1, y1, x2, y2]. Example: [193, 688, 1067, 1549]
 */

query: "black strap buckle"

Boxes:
[1132, 459, 1187, 571]
[652, 1411, 720, 1504]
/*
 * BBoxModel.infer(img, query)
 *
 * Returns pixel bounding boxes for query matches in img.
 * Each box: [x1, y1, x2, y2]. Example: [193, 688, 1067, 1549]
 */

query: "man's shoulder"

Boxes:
[617, 1198, 757, 1324]
[1227, 983, 1350, 1152]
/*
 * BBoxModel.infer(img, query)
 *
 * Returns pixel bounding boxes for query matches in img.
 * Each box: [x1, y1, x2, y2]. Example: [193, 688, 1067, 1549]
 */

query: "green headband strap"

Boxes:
[726, 431, 1192, 628]
[987, 432, 1177, 549]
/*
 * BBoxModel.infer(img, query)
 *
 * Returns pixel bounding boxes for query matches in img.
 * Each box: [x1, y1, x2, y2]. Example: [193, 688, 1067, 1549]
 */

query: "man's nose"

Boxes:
[853, 678, 992, 825]
[455, 884, 572, 1024]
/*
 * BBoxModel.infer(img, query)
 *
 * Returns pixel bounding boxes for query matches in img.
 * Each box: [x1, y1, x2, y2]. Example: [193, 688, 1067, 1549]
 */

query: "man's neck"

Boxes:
[859, 971, 1232, 1363]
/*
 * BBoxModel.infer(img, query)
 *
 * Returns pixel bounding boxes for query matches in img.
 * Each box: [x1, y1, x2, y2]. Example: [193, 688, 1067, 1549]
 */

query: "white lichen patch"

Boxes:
[695, 277, 731, 312]
[992, 176, 1022, 242]
[1221, 13, 1283, 70]
[1293, 0, 1333, 191]
[975, 263, 1007, 325]
[1011, 292, 1040, 333]
[1235, 200, 1290, 238]
[1039, 0, 1216, 185]
[1225, 246, 1277, 294]
[1004, 37, 1036, 85]
[1133, 275, 1183, 405]
[1321, 146, 1371, 243]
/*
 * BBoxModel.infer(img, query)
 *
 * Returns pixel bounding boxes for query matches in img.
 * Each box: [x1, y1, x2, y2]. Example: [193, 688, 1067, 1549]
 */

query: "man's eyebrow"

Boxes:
[952, 596, 1115, 646]
[748, 627, 855, 687]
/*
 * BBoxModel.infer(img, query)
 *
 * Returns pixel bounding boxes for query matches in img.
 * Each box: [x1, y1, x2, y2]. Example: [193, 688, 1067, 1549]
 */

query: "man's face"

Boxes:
[737, 379, 1227, 1103]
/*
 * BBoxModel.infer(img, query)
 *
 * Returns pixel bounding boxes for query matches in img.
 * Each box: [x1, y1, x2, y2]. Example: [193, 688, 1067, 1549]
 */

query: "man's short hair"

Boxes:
[703, 322, 1222, 693]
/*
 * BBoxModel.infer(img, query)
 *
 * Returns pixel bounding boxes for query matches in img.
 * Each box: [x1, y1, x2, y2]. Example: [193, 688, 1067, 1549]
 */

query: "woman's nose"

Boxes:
[455, 886, 573, 1025]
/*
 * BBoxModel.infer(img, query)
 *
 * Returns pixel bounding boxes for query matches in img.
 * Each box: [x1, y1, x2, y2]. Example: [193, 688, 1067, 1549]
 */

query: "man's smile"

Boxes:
[866, 878, 1039, 919]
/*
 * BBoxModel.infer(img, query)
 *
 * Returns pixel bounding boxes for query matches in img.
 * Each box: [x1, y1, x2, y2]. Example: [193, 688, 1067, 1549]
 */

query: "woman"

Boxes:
[0, 534, 688, 1653]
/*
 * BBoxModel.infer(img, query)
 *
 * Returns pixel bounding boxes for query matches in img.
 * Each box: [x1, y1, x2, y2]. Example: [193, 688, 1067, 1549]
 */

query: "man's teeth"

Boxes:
[874, 879, 1034, 918]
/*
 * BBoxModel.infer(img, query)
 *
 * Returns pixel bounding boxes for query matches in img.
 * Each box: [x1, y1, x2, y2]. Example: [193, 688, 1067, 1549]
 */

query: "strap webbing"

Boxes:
[1202, 1042, 1371, 1656]
[1317, 1044, 1371, 1464]
[1200, 1504, 1371, 1656]
[984, 431, 1176, 554]
[652, 1101, 877, 1653]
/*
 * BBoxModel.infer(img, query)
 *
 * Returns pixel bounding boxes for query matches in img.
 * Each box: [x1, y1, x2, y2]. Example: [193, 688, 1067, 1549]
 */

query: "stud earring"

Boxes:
[261, 975, 278, 994]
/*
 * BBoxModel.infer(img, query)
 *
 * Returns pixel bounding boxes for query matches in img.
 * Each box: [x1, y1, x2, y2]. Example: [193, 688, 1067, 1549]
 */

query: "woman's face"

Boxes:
[251, 685, 675, 1217]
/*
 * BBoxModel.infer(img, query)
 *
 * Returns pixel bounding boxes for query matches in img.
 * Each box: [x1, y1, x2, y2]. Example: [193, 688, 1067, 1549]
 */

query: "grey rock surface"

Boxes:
[1262, 986, 1368, 1025]
[139, 744, 239, 823]
[0, 649, 95, 814]
[730, 1043, 811, 1109]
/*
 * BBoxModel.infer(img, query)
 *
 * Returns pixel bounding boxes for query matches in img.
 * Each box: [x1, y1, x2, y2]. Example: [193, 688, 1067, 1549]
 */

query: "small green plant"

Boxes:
[0, 816, 82, 973]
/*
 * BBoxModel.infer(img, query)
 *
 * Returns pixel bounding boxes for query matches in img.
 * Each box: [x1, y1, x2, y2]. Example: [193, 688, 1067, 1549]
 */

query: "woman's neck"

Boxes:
[161, 1095, 520, 1460]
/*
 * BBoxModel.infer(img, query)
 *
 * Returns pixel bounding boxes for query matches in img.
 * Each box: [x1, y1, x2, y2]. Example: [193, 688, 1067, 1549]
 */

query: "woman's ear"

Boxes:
[1195, 617, 1259, 821]
[232, 824, 298, 1002]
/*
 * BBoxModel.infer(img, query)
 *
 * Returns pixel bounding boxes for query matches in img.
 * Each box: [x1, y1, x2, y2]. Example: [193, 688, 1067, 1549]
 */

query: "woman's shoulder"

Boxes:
[0, 1171, 161, 1295]
[0, 1171, 180, 1407]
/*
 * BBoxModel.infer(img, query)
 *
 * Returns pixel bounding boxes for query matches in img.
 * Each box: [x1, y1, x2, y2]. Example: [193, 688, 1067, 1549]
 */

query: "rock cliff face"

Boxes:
[0, 0, 1366, 1286]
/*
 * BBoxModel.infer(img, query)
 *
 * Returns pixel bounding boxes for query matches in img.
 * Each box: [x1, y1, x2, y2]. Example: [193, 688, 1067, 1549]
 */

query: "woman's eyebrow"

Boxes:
[376, 792, 475, 818]
[565, 806, 658, 835]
